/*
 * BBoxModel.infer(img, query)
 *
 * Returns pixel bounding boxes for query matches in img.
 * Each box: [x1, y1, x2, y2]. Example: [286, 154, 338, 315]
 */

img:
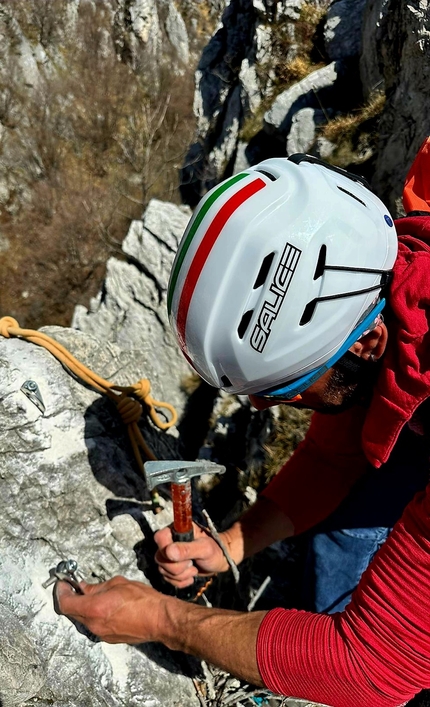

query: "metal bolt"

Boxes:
[65, 559, 78, 573]
[20, 380, 45, 415]
[56, 559, 78, 575]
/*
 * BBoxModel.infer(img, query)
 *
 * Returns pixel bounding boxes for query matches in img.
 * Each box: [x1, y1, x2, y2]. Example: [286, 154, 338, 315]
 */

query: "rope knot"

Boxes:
[0, 317, 20, 338]
[133, 379, 152, 403]
[117, 395, 143, 425]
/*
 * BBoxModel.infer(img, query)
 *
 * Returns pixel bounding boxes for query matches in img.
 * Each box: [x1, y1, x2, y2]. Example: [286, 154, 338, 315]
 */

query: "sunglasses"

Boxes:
[254, 299, 385, 403]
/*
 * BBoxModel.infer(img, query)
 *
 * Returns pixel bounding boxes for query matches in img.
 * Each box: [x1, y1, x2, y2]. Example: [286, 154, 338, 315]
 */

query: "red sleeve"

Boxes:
[403, 136, 430, 213]
[256, 482, 430, 706]
[261, 406, 369, 534]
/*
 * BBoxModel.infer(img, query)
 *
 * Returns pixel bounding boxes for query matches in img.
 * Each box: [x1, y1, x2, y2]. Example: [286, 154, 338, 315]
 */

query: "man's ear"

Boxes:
[349, 323, 388, 361]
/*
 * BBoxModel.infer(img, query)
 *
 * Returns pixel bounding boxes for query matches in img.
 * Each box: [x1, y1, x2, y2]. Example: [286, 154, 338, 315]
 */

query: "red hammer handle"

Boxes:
[171, 480, 194, 543]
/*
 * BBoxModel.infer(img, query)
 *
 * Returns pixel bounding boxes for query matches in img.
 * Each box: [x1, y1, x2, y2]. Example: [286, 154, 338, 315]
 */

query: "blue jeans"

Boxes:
[302, 424, 429, 614]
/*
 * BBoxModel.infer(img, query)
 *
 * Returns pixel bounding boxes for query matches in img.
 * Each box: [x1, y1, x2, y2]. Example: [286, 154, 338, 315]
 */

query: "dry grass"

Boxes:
[322, 92, 386, 143]
[262, 406, 312, 485]
[0, 1, 196, 328]
[180, 373, 204, 397]
[272, 1, 330, 88]
[241, 2, 329, 143]
[276, 55, 321, 88]
[178, 0, 222, 42]
[319, 91, 386, 169]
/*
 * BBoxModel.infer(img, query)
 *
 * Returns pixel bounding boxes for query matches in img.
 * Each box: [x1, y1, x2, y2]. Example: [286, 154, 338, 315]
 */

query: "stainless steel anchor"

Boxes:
[20, 380, 45, 415]
[42, 559, 83, 594]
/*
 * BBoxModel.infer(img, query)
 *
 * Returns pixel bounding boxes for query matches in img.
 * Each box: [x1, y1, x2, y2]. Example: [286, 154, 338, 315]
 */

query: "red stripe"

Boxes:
[176, 178, 266, 351]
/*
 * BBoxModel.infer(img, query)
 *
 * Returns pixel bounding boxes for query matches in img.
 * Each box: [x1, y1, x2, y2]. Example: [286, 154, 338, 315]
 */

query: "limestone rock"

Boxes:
[165, 1, 189, 65]
[286, 107, 327, 155]
[180, 0, 311, 204]
[0, 604, 45, 705]
[72, 199, 192, 414]
[367, 0, 430, 213]
[233, 140, 252, 173]
[323, 0, 367, 60]
[360, 0, 391, 98]
[180, 0, 260, 202]
[310, 135, 336, 160]
[113, 0, 191, 65]
[181, 0, 428, 211]
[0, 329, 199, 706]
[264, 62, 339, 137]
[128, 0, 161, 48]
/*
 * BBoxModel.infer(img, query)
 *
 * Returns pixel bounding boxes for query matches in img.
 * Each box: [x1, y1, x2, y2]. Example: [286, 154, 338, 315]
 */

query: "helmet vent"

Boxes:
[337, 185, 366, 207]
[238, 309, 254, 339]
[255, 169, 278, 182]
[300, 299, 317, 326]
[221, 375, 232, 387]
[314, 245, 326, 280]
[253, 252, 275, 289]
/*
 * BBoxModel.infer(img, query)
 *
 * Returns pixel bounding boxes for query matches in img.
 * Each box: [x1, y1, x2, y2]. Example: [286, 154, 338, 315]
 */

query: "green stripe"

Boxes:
[167, 172, 249, 313]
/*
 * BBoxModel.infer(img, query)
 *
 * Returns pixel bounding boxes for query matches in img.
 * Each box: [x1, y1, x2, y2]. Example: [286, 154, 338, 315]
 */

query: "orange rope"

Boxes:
[0, 317, 178, 476]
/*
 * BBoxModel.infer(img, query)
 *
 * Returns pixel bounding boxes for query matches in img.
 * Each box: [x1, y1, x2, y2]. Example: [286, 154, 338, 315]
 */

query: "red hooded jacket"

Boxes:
[257, 139, 430, 706]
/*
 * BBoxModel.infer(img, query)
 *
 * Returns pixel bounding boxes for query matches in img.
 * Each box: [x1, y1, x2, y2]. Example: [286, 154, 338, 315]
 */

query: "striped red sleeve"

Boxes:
[261, 406, 369, 535]
[257, 483, 430, 706]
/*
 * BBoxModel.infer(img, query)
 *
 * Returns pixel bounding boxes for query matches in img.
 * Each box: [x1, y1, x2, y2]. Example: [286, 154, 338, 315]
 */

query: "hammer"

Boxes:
[144, 460, 226, 543]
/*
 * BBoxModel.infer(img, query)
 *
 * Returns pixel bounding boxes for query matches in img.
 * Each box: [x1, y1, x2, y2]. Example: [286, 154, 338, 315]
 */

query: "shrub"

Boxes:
[0, 0, 196, 328]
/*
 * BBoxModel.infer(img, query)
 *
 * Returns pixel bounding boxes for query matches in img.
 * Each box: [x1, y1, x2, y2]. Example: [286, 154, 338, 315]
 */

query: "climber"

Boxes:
[57, 138, 430, 707]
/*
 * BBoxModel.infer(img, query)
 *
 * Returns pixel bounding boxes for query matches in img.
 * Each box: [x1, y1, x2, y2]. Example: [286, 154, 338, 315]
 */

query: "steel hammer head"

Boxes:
[144, 460, 225, 490]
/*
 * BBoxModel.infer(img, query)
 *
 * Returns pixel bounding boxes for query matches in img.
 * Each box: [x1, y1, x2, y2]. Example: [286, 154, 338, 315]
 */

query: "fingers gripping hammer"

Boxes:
[144, 460, 225, 543]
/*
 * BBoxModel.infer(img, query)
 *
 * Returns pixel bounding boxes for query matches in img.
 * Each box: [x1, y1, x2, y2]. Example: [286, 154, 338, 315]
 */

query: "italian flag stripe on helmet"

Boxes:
[168, 172, 249, 314]
[175, 176, 266, 351]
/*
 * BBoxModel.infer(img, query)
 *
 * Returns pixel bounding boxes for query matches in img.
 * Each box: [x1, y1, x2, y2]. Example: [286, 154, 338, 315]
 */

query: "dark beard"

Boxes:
[318, 357, 380, 414]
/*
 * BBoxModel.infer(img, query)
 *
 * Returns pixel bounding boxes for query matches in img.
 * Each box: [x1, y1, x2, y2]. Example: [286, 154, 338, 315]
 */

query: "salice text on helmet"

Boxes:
[250, 243, 302, 353]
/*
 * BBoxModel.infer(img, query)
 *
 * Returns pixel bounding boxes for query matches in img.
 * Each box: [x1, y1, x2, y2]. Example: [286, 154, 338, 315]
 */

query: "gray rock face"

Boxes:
[323, 0, 367, 60]
[264, 62, 339, 137]
[359, 0, 391, 99]
[286, 107, 327, 155]
[72, 199, 192, 413]
[367, 0, 430, 213]
[181, 0, 430, 218]
[180, 0, 375, 202]
[0, 604, 45, 704]
[181, 0, 260, 202]
[0, 329, 198, 707]
[180, 0, 314, 204]
[113, 0, 190, 67]
[165, 1, 190, 65]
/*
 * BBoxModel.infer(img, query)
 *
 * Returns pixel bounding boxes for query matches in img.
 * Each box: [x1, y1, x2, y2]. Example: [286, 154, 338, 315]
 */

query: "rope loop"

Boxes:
[131, 378, 178, 430]
[0, 317, 20, 338]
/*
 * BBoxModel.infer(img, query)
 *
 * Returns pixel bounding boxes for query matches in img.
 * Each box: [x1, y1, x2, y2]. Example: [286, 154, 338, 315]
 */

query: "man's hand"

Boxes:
[55, 576, 164, 644]
[55, 573, 266, 687]
[154, 498, 295, 589]
[154, 523, 230, 588]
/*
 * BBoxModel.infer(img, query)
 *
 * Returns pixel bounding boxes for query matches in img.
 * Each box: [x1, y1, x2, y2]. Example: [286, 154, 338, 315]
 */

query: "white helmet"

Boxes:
[167, 155, 398, 396]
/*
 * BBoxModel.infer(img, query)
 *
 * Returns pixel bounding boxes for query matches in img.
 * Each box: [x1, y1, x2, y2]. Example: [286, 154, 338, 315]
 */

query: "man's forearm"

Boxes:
[160, 596, 267, 685]
[56, 577, 267, 685]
